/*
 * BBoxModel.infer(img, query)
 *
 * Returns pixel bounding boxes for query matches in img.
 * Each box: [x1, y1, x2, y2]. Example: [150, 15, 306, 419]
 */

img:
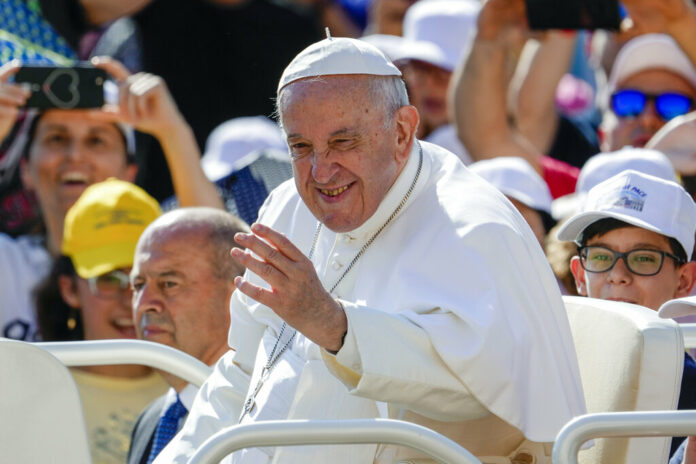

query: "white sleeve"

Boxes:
[322, 302, 490, 422]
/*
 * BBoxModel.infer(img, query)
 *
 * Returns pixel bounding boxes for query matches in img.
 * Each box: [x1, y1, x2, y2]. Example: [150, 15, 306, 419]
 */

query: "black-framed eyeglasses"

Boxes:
[86, 269, 131, 298]
[577, 246, 685, 276]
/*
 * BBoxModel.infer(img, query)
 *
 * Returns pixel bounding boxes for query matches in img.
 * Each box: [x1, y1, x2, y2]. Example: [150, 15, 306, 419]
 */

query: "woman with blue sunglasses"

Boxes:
[601, 33, 696, 151]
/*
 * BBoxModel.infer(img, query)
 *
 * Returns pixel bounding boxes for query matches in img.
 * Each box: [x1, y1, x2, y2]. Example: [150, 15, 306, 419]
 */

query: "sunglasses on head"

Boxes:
[611, 89, 694, 121]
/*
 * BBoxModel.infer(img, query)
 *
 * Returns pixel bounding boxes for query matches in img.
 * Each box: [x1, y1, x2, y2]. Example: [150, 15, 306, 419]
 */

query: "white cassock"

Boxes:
[155, 141, 586, 464]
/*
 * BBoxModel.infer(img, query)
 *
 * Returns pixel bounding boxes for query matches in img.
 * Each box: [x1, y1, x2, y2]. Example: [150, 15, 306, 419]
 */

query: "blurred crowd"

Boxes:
[3, 0, 696, 463]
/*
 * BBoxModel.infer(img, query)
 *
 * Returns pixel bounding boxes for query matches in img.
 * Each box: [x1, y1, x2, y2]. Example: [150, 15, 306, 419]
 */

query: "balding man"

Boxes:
[155, 37, 585, 464]
[127, 207, 249, 464]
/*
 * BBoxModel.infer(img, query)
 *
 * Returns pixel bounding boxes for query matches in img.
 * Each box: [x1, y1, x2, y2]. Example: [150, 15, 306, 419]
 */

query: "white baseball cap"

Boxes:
[557, 169, 696, 257]
[201, 116, 287, 181]
[576, 147, 677, 194]
[470, 157, 552, 214]
[398, 0, 480, 72]
[278, 36, 401, 93]
[608, 34, 696, 94]
[658, 296, 696, 319]
[551, 148, 677, 220]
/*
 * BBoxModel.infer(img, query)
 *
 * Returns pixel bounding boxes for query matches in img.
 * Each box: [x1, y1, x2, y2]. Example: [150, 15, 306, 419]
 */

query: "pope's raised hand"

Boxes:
[231, 223, 348, 352]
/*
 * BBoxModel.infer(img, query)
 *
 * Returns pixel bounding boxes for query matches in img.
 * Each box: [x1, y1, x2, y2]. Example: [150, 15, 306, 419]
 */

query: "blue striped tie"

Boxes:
[146, 396, 187, 464]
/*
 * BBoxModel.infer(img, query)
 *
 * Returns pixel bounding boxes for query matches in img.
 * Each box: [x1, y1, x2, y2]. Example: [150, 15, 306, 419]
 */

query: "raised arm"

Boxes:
[512, 32, 576, 155]
[622, 0, 696, 67]
[91, 57, 224, 209]
[450, 0, 541, 171]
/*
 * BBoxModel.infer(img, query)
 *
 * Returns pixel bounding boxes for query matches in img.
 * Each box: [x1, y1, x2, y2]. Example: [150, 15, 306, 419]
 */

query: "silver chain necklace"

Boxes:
[239, 142, 423, 422]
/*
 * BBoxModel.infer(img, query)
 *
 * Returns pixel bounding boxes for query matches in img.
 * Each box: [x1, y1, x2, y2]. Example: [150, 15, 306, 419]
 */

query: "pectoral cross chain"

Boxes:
[241, 367, 268, 417]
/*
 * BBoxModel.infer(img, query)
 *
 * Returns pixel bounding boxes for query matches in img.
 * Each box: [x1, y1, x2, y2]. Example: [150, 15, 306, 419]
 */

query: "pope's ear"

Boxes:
[394, 105, 419, 162]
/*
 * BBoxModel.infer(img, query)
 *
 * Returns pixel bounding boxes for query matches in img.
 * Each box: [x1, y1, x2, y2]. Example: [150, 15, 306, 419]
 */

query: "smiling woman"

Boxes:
[0, 57, 223, 343]
[21, 109, 137, 253]
[34, 178, 168, 464]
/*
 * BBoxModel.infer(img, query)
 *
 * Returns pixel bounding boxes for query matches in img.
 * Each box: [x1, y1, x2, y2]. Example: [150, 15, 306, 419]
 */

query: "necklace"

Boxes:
[239, 142, 423, 422]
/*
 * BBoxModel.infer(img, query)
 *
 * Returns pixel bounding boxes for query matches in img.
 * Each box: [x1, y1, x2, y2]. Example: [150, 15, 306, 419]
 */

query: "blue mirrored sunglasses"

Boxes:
[611, 89, 693, 121]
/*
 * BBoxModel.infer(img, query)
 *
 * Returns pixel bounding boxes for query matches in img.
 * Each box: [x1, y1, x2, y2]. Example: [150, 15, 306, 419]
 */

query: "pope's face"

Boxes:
[279, 76, 410, 233]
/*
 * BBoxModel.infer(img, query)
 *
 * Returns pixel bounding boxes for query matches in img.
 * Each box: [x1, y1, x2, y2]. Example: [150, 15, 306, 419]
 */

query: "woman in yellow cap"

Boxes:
[35, 178, 169, 464]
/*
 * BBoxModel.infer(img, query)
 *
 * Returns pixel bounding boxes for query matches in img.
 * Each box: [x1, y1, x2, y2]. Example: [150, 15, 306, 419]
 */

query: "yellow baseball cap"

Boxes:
[62, 178, 161, 279]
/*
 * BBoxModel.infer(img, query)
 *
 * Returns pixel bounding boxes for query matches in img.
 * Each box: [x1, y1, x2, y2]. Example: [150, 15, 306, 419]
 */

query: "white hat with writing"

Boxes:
[557, 169, 696, 257]
[576, 148, 677, 194]
[278, 35, 401, 93]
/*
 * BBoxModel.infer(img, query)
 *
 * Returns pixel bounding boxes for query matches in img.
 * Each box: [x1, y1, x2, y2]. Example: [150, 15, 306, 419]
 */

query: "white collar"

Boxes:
[337, 141, 423, 243]
[166, 384, 198, 412]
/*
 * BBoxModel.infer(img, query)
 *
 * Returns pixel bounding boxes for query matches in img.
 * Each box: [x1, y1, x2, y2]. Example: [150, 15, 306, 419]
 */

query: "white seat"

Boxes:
[0, 337, 91, 463]
[563, 296, 684, 464]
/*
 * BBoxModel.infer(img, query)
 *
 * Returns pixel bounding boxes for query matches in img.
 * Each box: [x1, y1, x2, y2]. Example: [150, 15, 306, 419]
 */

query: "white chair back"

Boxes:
[0, 337, 91, 463]
[563, 296, 684, 464]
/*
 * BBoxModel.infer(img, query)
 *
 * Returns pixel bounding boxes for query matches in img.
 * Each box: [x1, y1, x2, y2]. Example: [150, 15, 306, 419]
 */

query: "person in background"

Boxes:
[127, 207, 249, 464]
[557, 170, 696, 456]
[36, 178, 168, 464]
[545, 148, 677, 295]
[451, 0, 696, 198]
[40, 0, 322, 202]
[0, 56, 222, 341]
[396, 0, 479, 163]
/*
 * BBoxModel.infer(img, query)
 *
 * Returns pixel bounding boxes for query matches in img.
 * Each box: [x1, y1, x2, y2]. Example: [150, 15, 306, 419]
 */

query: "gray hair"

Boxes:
[274, 75, 409, 130]
[144, 207, 250, 282]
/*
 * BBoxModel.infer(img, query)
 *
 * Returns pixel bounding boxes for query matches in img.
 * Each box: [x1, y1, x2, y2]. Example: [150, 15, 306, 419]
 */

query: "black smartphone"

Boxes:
[14, 64, 106, 109]
[525, 0, 622, 30]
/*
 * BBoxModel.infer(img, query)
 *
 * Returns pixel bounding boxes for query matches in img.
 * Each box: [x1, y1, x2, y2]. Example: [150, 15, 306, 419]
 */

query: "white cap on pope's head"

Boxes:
[277, 31, 402, 94]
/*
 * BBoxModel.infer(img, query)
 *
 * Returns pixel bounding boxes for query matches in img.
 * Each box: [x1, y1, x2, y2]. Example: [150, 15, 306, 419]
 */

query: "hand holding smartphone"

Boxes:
[524, 0, 622, 30]
[13, 63, 106, 109]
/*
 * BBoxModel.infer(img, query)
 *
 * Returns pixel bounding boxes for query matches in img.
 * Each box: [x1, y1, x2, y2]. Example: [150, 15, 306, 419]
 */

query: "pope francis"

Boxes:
[154, 36, 586, 464]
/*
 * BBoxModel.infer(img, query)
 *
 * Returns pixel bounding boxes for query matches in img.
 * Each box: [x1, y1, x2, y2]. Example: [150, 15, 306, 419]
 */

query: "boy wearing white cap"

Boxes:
[557, 169, 696, 455]
[559, 170, 696, 309]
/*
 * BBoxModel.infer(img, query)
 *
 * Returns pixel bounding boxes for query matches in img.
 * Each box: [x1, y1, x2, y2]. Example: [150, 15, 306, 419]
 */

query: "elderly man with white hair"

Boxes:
[154, 36, 586, 464]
